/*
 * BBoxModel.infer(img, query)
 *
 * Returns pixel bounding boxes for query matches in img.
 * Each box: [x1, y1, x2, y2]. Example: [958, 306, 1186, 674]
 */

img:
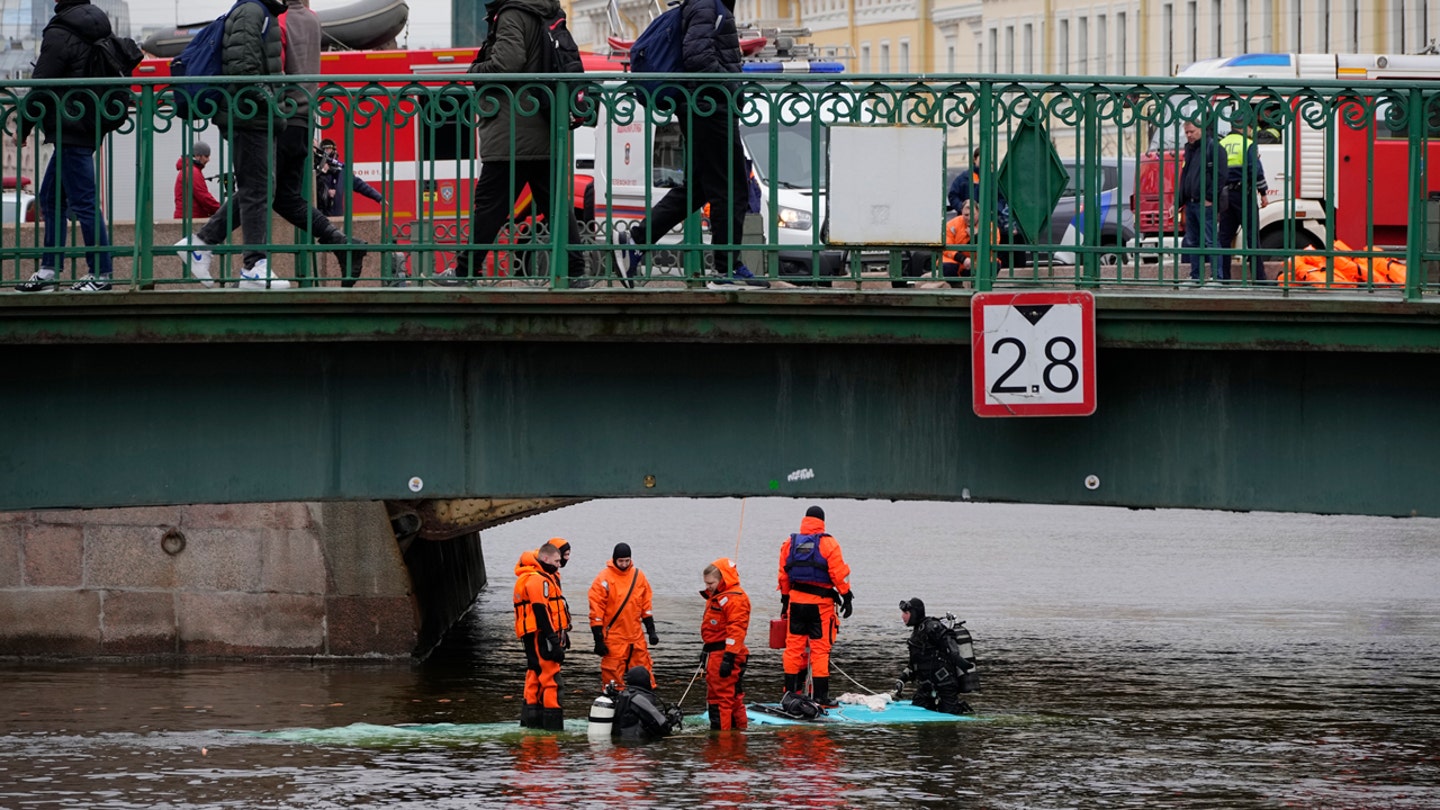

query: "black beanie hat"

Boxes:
[805, 505, 825, 520]
[624, 665, 652, 689]
[613, 542, 632, 562]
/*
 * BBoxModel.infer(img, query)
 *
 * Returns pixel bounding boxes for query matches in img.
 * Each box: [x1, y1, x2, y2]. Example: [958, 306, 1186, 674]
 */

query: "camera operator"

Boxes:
[315, 138, 386, 217]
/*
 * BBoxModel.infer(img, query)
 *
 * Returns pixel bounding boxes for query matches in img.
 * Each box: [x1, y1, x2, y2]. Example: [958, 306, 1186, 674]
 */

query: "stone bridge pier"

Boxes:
[0, 500, 506, 659]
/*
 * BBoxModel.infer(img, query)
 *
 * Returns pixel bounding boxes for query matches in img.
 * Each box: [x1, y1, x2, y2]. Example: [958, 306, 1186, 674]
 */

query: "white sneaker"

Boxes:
[238, 259, 291, 290]
[174, 235, 214, 288]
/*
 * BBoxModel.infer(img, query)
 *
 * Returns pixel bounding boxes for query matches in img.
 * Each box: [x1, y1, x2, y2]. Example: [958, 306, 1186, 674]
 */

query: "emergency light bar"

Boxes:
[742, 61, 846, 74]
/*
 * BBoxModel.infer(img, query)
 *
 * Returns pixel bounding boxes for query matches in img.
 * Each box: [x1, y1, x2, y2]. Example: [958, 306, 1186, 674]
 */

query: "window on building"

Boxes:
[1319, 0, 1330, 50]
[880, 41, 891, 72]
[1078, 16, 1089, 72]
[1291, 0, 1303, 52]
[1005, 26, 1015, 72]
[861, 42, 871, 72]
[946, 36, 957, 72]
[1211, 0, 1222, 56]
[1023, 24, 1034, 72]
[899, 39, 910, 73]
[988, 28, 998, 71]
[1262, 0, 1273, 50]
[1117, 12, 1127, 74]
[1059, 18, 1070, 72]
[1097, 15, 1108, 73]
[1345, 0, 1358, 51]
[1163, 4, 1174, 73]
[1186, 1, 1197, 63]
[1239, 0, 1249, 52]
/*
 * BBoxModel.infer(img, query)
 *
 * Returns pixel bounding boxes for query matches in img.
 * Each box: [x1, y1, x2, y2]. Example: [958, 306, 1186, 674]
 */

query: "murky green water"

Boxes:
[3, 499, 1438, 808]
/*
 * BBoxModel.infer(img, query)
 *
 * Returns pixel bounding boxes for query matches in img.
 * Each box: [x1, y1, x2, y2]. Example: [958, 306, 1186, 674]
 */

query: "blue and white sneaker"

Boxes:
[238, 259, 290, 290]
[174, 235, 214, 288]
[69, 273, 112, 292]
[614, 228, 641, 288]
[707, 263, 771, 290]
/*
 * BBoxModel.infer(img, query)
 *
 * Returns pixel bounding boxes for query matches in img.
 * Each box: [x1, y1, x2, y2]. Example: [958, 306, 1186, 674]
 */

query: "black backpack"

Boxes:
[469, 3, 585, 113]
[54, 19, 143, 133]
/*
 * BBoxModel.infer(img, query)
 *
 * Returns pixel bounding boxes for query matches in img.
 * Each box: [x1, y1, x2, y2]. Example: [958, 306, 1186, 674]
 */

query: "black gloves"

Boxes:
[539, 633, 565, 662]
[643, 616, 660, 646]
[718, 652, 736, 679]
[892, 679, 905, 699]
[780, 594, 789, 616]
[592, 626, 608, 657]
[839, 589, 854, 619]
[899, 666, 914, 683]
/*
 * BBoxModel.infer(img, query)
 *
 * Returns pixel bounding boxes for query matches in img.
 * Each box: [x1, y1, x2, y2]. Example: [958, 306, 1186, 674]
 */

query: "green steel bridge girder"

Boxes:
[2, 290, 1439, 517]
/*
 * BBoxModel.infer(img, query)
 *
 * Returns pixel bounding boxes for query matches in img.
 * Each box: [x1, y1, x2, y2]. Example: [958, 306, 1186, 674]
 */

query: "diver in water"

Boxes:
[894, 598, 977, 715]
[609, 665, 684, 742]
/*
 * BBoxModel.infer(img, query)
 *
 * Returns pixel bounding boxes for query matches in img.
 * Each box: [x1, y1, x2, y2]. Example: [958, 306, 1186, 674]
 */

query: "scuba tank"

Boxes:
[587, 693, 615, 739]
[942, 613, 980, 693]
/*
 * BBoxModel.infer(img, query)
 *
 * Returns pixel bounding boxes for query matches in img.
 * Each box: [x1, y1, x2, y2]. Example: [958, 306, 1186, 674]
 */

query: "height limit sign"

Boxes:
[972, 291, 1096, 417]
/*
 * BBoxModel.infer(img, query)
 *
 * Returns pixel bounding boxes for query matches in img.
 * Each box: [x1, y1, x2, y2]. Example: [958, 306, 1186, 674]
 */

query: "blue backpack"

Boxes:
[630, 0, 713, 106]
[170, 0, 264, 119]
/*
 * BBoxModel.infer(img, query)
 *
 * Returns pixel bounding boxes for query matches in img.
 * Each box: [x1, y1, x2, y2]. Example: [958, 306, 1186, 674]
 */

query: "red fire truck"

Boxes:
[1137, 53, 1440, 252]
[134, 47, 624, 274]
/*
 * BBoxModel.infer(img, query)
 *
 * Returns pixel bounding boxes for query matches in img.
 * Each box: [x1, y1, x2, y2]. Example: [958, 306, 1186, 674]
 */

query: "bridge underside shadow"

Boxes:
[3, 339, 1436, 517]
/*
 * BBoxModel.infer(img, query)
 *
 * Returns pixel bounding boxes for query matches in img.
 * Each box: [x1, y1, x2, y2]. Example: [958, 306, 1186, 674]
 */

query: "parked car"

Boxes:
[0, 176, 36, 226]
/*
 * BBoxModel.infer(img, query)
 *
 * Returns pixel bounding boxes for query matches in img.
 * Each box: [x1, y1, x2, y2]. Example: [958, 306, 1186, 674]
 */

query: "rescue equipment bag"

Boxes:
[780, 690, 825, 719]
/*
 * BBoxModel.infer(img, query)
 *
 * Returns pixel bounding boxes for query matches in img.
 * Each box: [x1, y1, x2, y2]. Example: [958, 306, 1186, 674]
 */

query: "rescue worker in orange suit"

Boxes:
[778, 505, 854, 708]
[514, 541, 572, 730]
[589, 542, 661, 689]
[701, 557, 751, 731]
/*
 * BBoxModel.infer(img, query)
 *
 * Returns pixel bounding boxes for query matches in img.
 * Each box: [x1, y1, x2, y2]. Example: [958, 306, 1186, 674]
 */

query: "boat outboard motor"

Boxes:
[587, 692, 616, 739]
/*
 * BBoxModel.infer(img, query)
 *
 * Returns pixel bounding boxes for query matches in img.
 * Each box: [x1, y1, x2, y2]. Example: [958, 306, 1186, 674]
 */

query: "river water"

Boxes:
[3, 498, 1438, 809]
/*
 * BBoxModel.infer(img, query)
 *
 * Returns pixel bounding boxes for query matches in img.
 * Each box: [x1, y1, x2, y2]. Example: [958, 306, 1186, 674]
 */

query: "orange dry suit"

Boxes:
[701, 557, 751, 731]
[514, 549, 571, 711]
[588, 560, 657, 689]
[778, 515, 853, 703]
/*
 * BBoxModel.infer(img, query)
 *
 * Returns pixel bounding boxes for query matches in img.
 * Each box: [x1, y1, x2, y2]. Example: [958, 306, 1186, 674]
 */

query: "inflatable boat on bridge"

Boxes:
[141, 0, 409, 58]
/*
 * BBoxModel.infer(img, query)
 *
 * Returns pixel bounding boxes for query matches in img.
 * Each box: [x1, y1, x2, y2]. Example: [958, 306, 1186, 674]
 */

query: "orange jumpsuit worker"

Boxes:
[514, 541, 572, 731]
[701, 557, 751, 731]
[778, 505, 854, 708]
[589, 542, 661, 689]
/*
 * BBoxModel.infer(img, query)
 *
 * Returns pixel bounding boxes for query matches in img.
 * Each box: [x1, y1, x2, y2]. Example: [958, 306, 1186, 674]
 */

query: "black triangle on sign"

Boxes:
[1015, 304, 1053, 326]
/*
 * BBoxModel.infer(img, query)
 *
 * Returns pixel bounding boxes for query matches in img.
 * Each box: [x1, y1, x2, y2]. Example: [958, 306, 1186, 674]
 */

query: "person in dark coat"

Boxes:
[315, 138, 386, 218]
[610, 666, 683, 742]
[15, 0, 115, 292]
[895, 598, 975, 716]
[1178, 120, 1227, 284]
[613, 0, 767, 289]
[445, 0, 588, 287]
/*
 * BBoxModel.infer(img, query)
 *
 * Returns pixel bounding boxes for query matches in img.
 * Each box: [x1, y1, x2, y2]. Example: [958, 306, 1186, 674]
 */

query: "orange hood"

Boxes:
[707, 557, 742, 594]
[514, 549, 541, 577]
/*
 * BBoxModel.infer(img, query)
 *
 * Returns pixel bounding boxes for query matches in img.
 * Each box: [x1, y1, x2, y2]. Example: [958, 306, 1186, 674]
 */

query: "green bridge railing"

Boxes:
[2, 71, 1437, 298]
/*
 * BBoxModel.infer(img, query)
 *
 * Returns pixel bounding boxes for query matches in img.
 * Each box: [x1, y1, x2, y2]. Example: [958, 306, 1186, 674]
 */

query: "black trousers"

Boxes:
[458, 158, 584, 278]
[631, 92, 748, 275]
[202, 126, 346, 264]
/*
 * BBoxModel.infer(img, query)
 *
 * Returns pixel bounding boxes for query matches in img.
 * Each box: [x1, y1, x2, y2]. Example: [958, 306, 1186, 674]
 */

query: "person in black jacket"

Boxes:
[894, 598, 975, 716]
[610, 666, 683, 742]
[1178, 120, 1227, 285]
[315, 139, 386, 218]
[614, 0, 768, 289]
[15, 0, 115, 292]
